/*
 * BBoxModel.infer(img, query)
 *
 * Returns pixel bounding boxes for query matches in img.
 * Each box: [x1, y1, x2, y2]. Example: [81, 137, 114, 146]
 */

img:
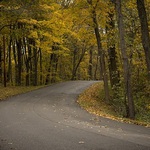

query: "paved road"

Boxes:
[0, 81, 150, 150]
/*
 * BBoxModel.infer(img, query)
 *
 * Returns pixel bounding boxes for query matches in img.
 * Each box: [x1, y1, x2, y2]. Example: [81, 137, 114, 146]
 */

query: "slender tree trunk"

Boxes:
[50, 53, 58, 83]
[88, 1, 110, 101]
[72, 48, 77, 80]
[16, 38, 22, 86]
[8, 25, 13, 85]
[24, 47, 30, 86]
[28, 39, 33, 85]
[22, 37, 29, 86]
[137, 0, 150, 79]
[0, 45, 2, 83]
[94, 22, 110, 101]
[88, 48, 93, 80]
[33, 40, 38, 86]
[39, 48, 43, 85]
[15, 23, 23, 86]
[8, 38, 12, 84]
[46, 52, 58, 84]
[94, 57, 98, 80]
[107, 10, 119, 87]
[53, 54, 58, 83]
[12, 41, 18, 85]
[51, 54, 56, 83]
[3, 36, 6, 87]
[45, 55, 51, 85]
[115, 0, 135, 119]
[71, 48, 86, 80]
[25, 59, 30, 86]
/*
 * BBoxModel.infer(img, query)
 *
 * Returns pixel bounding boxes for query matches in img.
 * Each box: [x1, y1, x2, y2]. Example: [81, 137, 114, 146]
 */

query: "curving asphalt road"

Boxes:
[0, 81, 150, 150]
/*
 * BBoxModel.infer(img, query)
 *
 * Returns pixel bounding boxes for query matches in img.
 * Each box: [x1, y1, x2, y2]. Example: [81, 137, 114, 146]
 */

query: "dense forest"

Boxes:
[0, 0, 150, 120]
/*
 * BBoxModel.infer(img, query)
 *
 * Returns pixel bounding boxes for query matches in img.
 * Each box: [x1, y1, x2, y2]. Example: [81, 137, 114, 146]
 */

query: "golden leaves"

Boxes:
[20, 19, 38, 25]
[77, 82, 150, 127]
[0, 86, 43, 101]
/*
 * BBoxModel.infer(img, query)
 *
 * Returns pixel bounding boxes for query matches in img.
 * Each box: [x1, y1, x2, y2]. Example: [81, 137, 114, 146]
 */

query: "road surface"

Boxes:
[0, 81, 150, 150]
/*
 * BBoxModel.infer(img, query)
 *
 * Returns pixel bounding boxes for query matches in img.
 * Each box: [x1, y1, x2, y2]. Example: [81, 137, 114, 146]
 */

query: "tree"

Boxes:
[87, 0, 110, 101]
[88, 47, 93, 80]
[115, 0, 135, 119]
[3, 36, 6, 87]
[137, 0, 150, 79]
[0, 45, 2, 83]
[106, 2, 119, 87]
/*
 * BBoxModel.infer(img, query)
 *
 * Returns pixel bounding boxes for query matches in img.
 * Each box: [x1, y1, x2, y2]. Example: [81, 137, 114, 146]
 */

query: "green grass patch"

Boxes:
[77, 82, 150, 127]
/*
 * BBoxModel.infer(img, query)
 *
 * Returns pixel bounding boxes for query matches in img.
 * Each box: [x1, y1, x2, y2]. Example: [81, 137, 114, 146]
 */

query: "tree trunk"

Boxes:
[22, 37, 29, 86]
[71, 48, 86, 80]
[115, 0, 135, 119]
[0, 45, 2, 83]
[33, 40, 38, 86]
[88, 1, 110, 101]
[39, 48, 43, 85]
[71, 48, 77, 80]
[94, 55, 99, 80]
[16, 38, 22, 86]
[45, 55, 51, 85]
[137, 0, 150, 79]
[28, 39, 33, 85]
[88, 48, 93, 80]
[25, 58, 30, 86]
[8, 38, 12, 84]
[107, 10, 119, 87]
[51, 53, 58, 83]
[3, 36, 6, 87]
[12, 40, 18, 85]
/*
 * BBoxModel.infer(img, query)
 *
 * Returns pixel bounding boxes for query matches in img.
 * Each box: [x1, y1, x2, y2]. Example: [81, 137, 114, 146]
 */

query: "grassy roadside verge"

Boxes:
[77, 82, 150, 127]
[0, 86, 44, 101]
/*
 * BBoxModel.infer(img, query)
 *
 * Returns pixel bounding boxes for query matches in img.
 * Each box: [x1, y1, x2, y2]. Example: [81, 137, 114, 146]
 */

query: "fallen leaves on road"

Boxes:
[79, 141, 85, 144]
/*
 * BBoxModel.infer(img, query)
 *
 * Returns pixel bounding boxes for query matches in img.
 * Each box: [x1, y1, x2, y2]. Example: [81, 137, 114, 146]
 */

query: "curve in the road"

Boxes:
[0, 81, 150, 150]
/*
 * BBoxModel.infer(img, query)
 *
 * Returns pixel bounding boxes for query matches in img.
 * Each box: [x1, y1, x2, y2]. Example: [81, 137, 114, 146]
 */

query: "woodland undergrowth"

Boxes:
[78, 82, 150, 127]
[0, 85, 44, 100]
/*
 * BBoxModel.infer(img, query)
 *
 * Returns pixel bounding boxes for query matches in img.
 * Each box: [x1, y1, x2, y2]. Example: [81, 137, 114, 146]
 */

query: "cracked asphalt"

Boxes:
[0, 81, 150, 150]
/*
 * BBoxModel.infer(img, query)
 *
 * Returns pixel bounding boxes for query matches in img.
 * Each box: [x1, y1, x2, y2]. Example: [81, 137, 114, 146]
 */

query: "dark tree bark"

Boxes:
[23, 37, 29, 86]
[94, 55, 99, 80]
[71, 48, 77, 80]
[107, 9, 119, 87]
[24, 39, 31, 86]
[7, 37, 12, 84]
[87, 0, 110, 101]
[0, 45, 2, 83]
[46, 45, 59, 84]
[12, 40, 17, 85]
[115, 0, 135, 119]
[88, 48, 93, 80]
[39, 48, 43, 85]
[3, 36, 6, 87]
[52, 44, 60, 83]
[137, 0, 150, 79]
[50, 53, 58, 83]
[71, 48, 86, 80]
[16, 38, 22, 86]
[25, 56, 30, 86]
[33, 40, 38, 86]
[28, 39, 33, 85]
[45, 55, 51, 85]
